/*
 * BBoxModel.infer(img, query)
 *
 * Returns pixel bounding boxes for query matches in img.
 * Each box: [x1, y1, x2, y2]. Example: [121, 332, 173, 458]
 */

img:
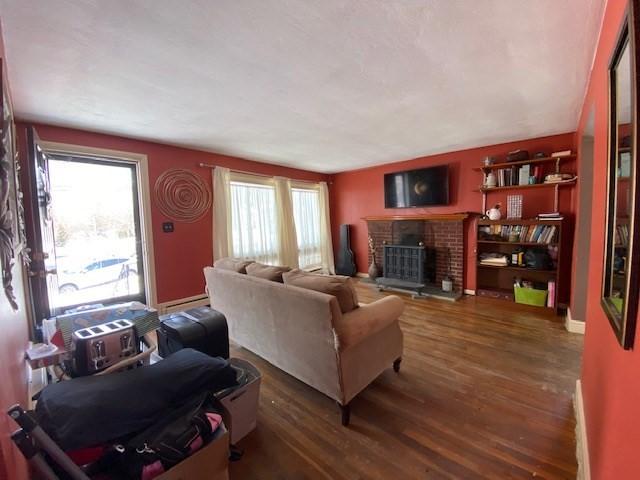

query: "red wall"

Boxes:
[16, 123, 329, 304]
[0, 21, 30, 480]
[576, 0, 640, 478]
[330, 133, 576, 292]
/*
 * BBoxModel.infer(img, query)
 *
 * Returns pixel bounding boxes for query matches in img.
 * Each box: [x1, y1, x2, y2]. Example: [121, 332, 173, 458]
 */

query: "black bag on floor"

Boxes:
[109, 393, 222, 479]
[35, 348, 237, 450]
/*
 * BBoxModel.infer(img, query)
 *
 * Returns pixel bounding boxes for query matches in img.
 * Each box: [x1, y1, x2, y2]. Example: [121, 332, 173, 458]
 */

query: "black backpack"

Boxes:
[524, 248, 553, 270]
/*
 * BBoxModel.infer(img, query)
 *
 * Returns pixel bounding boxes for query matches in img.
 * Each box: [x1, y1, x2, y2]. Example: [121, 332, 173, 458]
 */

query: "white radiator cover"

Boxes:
[157, 294, 210, 315]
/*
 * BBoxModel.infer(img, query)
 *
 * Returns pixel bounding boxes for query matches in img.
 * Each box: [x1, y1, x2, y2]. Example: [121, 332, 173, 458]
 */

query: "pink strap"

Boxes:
[141, 460, 165, 480]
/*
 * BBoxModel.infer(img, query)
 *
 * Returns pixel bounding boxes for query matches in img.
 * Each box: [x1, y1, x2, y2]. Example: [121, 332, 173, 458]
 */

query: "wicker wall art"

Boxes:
[154, 169, 212, 223]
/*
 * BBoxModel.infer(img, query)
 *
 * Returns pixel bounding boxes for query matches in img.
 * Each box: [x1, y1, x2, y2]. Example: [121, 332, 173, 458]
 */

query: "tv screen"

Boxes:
[384, 165, 449, 208]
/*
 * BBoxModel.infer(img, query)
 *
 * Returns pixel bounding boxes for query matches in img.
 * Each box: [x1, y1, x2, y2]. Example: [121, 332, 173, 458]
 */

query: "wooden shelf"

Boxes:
[477, 240, 558, 246]
[477, 180, 576, 193]
[478, 218, 563, 226]
[362, 213, 469, 222]
[472, 155, 576, 172]
[477, 263, 557, 274]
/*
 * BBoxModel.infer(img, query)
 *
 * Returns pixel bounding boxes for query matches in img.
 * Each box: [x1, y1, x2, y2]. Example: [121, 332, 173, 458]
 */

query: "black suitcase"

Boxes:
[157, 307, 229, 359]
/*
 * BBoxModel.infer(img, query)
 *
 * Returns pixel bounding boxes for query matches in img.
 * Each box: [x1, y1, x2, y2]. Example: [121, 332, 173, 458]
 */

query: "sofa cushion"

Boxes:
[214, 257, 254, 274]
[246, 262, 291, 282]
[282, 269, 358, 313]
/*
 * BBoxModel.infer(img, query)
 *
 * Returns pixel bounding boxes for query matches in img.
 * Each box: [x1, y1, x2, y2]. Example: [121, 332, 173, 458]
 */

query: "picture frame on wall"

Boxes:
[0, 59, 28, 311]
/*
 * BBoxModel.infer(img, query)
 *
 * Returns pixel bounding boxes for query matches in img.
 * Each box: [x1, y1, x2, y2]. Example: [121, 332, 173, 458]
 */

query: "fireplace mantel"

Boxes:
[362, 213, 469, 222]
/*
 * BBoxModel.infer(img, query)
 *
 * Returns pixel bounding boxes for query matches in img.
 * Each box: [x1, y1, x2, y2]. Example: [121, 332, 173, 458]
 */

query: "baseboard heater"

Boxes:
[157, 294, 210, 315]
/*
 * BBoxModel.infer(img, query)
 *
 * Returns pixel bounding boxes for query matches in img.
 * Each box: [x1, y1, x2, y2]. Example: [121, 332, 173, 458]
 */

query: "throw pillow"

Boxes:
[282, 269, 359, 313]
[213, 257, 254, 274]
[246, 262, 291, 283]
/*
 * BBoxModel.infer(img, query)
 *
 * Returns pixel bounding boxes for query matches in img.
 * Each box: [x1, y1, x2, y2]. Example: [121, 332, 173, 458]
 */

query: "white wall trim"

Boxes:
[157, 293, 210, 315]
[40, 141, 159, 308]
[575, 379, 591, 480]
[566, 307, 586, 334]
[356, 272, 369, 278]
[464, 289, 476, 296]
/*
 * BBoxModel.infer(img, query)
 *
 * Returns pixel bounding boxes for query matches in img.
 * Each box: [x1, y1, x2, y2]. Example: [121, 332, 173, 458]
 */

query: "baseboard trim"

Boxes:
[356, 272, 369, 278]
[157, 294, 210, 315]
[575, 379, 591, 480]
[464, 289, 476, 296]
[566, 308, 586, 334]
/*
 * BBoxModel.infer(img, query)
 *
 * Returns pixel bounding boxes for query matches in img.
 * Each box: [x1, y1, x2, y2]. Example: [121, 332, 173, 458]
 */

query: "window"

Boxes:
[218, 167, 333, 272]
[48, 154, 146, 311]
[292, 187, 322, 268]
[230, 180, 279, 264]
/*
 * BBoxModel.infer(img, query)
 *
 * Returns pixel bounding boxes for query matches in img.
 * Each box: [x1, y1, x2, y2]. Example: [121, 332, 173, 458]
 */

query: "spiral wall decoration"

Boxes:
[154, 169, 212, 223]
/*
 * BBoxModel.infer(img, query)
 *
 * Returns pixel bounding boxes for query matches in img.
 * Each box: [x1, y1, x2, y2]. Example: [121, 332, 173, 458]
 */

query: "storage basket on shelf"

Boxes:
[514, 286, 548, 307]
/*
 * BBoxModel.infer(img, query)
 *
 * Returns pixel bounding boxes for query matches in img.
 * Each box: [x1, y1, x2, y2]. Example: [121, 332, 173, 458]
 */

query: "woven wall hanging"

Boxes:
[154, 169, 212, 223]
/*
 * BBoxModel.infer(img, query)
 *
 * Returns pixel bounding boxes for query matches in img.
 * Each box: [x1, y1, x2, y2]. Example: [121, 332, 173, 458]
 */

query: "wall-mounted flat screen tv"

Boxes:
[384, 165, 449, 208]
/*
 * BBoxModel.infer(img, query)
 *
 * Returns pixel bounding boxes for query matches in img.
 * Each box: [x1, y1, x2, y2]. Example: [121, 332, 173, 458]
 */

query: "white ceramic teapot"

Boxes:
[486, 204, 502, 220]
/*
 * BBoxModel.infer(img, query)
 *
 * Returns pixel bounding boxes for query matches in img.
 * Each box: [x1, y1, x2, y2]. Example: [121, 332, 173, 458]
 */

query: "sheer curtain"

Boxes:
[212, 167, 232, 260]
[291, 182, 335, 273]
[274, 177, 300, 268]
[212, 169, 335, 272]
[318, 182, 335, 274]
[292, 187, 322, 268]
[230, 179, 279, 264]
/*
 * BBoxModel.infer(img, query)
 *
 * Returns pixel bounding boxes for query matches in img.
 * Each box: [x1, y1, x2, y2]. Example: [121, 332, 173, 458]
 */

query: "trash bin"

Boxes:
[215, 358, 261, 444]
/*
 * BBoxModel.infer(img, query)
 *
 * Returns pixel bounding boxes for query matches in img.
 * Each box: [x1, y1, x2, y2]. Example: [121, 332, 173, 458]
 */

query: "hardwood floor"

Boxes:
[229, 281, 584, 479]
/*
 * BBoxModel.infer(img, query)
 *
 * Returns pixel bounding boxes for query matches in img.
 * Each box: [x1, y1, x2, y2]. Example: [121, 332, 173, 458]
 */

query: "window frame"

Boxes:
[40, 141, 158, 309]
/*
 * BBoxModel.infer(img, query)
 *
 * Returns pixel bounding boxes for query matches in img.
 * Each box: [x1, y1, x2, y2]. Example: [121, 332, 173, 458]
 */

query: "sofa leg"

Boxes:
[339, 402, 351, 426]
[393, 357, 402, 373]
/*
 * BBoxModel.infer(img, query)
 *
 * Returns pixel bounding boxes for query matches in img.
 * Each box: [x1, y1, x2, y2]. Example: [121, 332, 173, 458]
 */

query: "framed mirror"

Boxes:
[603, 3, 640, 349]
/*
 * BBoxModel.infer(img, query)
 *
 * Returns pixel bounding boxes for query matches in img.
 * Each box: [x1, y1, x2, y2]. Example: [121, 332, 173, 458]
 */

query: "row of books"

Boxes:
[479, 224, 558, 244]
[616, 224, 630, 247]
[492, 164, 545, 187]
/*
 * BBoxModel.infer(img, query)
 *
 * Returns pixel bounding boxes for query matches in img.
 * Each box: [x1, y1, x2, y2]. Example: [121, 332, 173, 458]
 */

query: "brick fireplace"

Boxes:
[365, 214, 466, 292]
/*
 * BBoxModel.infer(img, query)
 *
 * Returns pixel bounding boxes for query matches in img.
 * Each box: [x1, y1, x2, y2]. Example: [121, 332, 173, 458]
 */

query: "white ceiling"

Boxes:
[1, 0, 604, 173]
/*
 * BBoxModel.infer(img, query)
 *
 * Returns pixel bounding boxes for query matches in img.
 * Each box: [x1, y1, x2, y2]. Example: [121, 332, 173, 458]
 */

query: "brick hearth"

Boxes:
[366, 219, 464, 291]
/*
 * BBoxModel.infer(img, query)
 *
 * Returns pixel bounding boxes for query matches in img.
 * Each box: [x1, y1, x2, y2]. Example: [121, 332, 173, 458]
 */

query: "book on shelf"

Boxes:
[536, 212, 563, 220]
[478, 224, 557, 244]
[479, 253, 509, 266]
[518, 164, 530, 185]
[551, 150, 572, 158]
[547, 280, 556, 308]
[616, 224, 630, 247]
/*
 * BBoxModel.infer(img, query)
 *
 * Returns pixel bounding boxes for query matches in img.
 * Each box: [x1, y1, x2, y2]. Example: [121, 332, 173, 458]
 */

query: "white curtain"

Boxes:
[212, 169, 335, 273]
[274, 177, 300, 268]
[212, 167, 232, 261]
[319, 182, 335, 274]
[230, 179, 279, 264]
[292, 187, 322, 269]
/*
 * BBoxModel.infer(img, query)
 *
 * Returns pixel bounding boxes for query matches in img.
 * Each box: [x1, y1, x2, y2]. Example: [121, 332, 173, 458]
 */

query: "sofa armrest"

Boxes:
[335, 295, 404, 350]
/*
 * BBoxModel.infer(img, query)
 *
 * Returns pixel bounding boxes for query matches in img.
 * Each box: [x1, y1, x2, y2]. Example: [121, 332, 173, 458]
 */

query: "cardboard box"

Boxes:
[156, 423, 229, 480]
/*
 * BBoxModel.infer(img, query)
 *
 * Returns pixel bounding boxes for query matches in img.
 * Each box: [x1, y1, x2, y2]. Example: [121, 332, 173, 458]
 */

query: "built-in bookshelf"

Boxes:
[476, 219, 564, 313]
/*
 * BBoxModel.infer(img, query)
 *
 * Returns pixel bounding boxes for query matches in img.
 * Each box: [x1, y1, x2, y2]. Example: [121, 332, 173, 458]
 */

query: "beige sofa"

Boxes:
[203, 267, 404, 425]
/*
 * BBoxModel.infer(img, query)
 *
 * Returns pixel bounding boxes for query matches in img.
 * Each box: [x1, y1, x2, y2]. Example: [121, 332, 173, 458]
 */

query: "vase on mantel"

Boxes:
[368, 259, 380, 279]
